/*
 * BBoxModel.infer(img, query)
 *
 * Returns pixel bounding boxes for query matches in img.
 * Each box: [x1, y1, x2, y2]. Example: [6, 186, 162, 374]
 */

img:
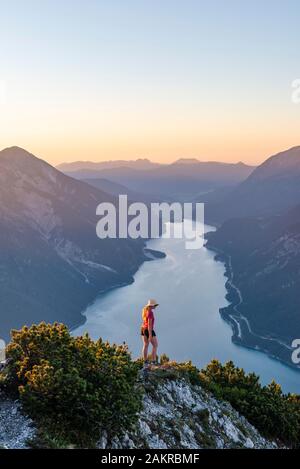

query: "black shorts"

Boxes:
[141, 328, 156, 338]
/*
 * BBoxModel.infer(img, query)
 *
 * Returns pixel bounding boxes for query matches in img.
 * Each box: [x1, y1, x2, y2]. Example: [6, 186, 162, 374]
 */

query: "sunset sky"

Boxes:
[1, 0, 300, 165]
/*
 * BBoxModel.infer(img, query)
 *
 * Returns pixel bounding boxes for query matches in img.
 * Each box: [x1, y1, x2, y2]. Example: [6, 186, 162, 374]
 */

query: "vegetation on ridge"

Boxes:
[0, 322, 299, 448]
[0, 322, 142, 447]
[199, 359, 300, 447]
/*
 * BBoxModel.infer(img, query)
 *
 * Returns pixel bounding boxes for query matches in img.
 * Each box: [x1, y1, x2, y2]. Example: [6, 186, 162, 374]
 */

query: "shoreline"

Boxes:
[72, 226, 300, 377]
[206, 243, 300, 374]
[70, 246, 166, 335]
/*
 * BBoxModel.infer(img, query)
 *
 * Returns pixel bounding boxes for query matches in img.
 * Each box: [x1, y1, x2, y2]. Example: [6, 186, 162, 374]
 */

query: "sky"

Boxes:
[1, 0, 300, 165]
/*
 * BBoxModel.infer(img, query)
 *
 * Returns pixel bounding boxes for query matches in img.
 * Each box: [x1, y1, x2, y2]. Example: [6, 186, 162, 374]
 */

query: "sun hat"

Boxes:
[145, 299, 159, 307]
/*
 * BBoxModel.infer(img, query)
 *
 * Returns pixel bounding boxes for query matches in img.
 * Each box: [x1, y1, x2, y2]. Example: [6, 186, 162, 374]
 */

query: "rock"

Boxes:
[98, 431, 108, 449]
[0, 392, 36, 449]
[0, 370, 278, 450]
[97, 373, 277, 449]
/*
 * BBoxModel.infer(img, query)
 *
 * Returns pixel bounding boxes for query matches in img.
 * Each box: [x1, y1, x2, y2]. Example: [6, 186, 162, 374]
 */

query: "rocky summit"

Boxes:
[98, 366, 277, 450]
[0, 365, 278, 450]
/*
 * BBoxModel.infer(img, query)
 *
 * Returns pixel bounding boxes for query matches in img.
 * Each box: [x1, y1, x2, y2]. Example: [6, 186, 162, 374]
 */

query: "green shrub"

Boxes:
[150, 358, 201, 385]
[3, 322, 142, 447]
[200, 359, 300, 447]
[172, 361, 202, 385]
[160, 353, 170, 365]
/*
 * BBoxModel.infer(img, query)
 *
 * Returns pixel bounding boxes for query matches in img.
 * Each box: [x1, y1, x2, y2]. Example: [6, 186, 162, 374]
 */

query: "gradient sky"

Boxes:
[1, 0, 300, 165]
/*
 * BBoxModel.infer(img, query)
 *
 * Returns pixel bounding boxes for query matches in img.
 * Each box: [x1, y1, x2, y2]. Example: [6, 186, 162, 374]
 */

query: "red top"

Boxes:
[143, 307, 155, 329]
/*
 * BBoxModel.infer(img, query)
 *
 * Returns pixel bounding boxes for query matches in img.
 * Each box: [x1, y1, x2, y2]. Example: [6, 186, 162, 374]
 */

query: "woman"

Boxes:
[141, 299, 159, 364]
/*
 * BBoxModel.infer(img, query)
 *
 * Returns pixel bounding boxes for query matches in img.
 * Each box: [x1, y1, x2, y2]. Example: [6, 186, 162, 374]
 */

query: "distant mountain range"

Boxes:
[206, 146, 300, 368]
[0, 147, 159, 340]
[82, 178, 161, 203]
[58, 159, 255, 200]
[2, 144, 300, 370]
[57, 158, 161, 172]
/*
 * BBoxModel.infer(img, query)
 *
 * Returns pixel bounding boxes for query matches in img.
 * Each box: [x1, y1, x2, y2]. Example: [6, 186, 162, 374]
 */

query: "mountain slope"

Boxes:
[207, 146, 300, 223]
[82, 177, 162, 203]
[206, 205, 300, 367]
[99, 372, 277, 449]
[204, 146, 300, 366]
[0, 147, 150, 340]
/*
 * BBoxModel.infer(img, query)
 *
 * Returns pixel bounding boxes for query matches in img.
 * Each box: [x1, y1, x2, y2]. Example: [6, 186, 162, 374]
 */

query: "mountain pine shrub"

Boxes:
[2, 322, 142, 447]
[200, 359, 300, 447]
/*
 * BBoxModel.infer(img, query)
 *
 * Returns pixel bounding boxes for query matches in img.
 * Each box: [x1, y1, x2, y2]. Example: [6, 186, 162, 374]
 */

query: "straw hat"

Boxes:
[145, 299, 159, 308]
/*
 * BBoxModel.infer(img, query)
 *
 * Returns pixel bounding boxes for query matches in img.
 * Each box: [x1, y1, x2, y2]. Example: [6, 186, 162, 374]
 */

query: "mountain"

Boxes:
[57, 158, 161, 172]
[203, 145, 300, 367]
[61, 161, 255, 201]
[173, 158, 200, 164]
[0, 147, 154, 340]
[82, 178, 162, 203]
[206, 204, 300, 368]
[206, 146, 300, 224]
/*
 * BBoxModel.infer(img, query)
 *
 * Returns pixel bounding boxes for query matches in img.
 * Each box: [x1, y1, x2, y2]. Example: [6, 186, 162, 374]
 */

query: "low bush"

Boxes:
[200, 359, 300, 447]
[2, 322, 142, 447]
[2, 325, 299, 448]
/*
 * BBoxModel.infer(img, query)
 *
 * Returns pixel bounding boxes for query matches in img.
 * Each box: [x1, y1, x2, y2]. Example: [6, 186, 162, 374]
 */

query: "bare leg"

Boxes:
[142, 336, 149, 361]
[150, 336, 158, 362]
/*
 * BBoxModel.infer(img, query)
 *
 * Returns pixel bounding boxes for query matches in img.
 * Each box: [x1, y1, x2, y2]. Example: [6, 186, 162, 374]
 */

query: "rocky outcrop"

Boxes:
[99, 370, 277, 449]
[0, 368, 278, 449]
[0, 392, 35, 449]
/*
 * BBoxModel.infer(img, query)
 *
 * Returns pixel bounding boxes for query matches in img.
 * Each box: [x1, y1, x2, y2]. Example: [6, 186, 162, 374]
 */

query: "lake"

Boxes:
[74, 221, 300, 394]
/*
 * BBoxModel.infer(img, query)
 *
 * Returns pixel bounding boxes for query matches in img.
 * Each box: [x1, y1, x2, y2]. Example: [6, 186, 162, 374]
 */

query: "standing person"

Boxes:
[141, 299, 159, 364]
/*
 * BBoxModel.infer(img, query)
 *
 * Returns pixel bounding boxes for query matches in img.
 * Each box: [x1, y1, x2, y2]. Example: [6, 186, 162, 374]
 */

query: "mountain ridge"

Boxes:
[0, 146, 157, 340]
[206, 209, 300, 368]
[61, 160, 255, 200]
[206, 145, 300, 223]
[57, 157, 256, 173]
[57, 158, 162, 172]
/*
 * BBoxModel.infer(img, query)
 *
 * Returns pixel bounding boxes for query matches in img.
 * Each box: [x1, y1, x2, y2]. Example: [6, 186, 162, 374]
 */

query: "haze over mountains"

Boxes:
[57, 158, 161, 172]
[2, 144, 300, 370]
[58, 158, 255, 200]
[0, 147, 152, 340]
[206, 146, 300, 224]
[82, 178, 161, 203]
[58, 145, 300, 368]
